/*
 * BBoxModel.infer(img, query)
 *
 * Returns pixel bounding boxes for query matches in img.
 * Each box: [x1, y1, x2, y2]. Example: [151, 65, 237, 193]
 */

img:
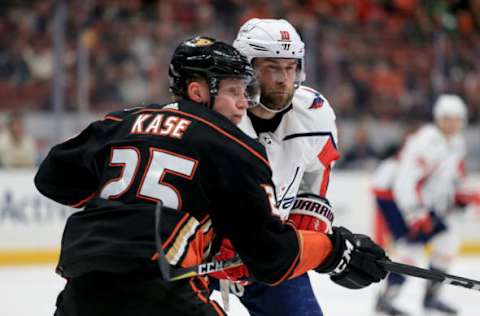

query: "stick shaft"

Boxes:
[378, 260, 480, 291]
[155, 204, 480, 291]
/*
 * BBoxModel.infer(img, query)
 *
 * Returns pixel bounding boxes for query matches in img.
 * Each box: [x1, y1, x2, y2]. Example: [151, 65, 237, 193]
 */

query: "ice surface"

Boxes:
[1, 258, 479, 316]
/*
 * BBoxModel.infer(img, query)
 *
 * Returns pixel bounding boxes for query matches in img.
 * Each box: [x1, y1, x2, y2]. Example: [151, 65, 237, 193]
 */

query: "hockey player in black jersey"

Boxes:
[35, 36, 388, 316]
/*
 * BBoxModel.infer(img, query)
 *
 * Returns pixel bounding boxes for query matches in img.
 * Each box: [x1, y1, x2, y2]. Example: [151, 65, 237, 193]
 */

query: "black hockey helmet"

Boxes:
[169, 36, 259, 107]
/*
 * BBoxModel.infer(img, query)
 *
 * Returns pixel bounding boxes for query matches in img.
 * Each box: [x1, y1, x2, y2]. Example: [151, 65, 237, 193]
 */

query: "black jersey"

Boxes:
[35, 100, 302, 284]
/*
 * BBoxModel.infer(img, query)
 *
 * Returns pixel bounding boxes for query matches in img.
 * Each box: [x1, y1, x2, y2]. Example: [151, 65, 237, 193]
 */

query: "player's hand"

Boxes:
[315, 226, 388, 289]
[287, 193, 334, 233]
[407, 212, 434, 237]
[455, 191, 480, 208]
[405, 210, 447, 242]
[209, 239, 250, 282]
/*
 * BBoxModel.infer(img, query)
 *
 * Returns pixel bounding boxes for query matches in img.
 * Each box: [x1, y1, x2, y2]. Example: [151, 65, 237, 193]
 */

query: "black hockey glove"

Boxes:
[315, 226, 388, 289]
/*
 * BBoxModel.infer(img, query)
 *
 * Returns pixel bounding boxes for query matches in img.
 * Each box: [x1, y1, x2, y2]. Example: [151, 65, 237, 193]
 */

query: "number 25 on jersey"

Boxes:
[100, 147, 198, 210]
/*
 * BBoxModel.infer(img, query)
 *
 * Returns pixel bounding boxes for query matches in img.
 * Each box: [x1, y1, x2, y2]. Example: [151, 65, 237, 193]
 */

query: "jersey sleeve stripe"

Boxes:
[165, 216, 200, 265]
[177, 218, 213, 268]
[283, 132, 338, 149]
[319, 166, 331, 197]
[317, 138, 340, 167]
[162, 212, 191, 249]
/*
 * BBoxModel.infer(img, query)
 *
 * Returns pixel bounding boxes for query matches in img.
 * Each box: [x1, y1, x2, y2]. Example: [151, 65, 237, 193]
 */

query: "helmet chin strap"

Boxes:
[208, 92, 216, 109]
[207, 77, 218, 109]
[256, 101, 291, 113]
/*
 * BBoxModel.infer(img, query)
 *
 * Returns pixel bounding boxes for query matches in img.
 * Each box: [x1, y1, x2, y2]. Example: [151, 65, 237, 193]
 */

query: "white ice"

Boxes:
[1, 257, 479, 316]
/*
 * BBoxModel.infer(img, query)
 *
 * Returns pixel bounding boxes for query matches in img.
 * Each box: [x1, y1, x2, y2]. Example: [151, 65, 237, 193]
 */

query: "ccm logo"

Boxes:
[198, 261, 225, 274]
[333, 240, 354, 274]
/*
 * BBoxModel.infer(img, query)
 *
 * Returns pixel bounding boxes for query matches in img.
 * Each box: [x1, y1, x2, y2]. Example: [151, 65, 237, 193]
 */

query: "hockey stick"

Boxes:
[154, 201, 172, 280]
[377, 260, 480, 291]
[154, 203, 480, 290]
[155, 254, 480, 292]
[154, 202, 244, 281]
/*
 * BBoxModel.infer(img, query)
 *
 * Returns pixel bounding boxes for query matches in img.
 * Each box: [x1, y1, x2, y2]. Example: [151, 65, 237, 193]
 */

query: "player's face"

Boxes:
[213, 78, 249, 124]
[437, 116, 464, 137]
[253, 58, 298, 111]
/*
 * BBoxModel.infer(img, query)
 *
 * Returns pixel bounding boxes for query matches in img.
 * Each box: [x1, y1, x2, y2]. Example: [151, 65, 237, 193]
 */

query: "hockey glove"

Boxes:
[315, 226, 388, 289]
[209, 238, 250, 282]
[407, 212, 433, 237]
[287, 193, 334, 234]
[405, 210, 447, 242]
[455, 190, 480, 208]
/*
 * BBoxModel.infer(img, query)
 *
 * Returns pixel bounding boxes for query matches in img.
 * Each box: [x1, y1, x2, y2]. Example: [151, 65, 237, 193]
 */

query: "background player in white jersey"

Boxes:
[210, 18, 341, 316]
[372, 95, 469, 315]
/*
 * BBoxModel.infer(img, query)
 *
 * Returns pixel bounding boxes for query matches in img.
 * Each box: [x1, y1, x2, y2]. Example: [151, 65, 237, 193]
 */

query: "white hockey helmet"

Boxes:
[433, 94, 467, 121]
[233, 18, 306, 82]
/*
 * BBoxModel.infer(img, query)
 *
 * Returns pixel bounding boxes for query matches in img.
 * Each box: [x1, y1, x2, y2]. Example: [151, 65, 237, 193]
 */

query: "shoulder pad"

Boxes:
[293, 86, 327, 110]
[103, 104, 145, 121]
[103, 103, 180, 122]
[291, 86, 336, 122]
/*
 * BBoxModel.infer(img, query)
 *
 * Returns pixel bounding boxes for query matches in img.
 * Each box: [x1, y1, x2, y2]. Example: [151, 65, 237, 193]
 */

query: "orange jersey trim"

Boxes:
[104, 115, 123, 122]
[189, 278, 225, 315]
[268, 222, 301, 286]
[70, 192, 96, 208]
[289, 230, 333, 280]
[134, 108, 270, 167]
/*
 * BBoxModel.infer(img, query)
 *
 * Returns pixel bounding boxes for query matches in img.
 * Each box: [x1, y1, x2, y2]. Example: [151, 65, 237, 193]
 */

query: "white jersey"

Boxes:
[238, 85, 339, 219]
[372, 124, 466, 217]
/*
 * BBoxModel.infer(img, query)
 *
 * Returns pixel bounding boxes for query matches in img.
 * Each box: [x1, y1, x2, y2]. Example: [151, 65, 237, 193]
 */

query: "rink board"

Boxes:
[1, 169, 479, 265]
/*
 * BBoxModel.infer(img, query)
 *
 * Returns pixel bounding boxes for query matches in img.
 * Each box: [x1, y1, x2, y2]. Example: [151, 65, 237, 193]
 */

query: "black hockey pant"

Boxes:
[54, 269, 225, 316]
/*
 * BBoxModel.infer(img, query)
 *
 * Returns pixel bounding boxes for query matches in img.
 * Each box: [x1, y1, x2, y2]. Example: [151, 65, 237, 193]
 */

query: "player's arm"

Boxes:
[206, 147, 386, 287]
[211, 185, 387, 288]
[202, 143, 329, 285]
[392, 142, 439, 236]
[300, 106, 340, 197]
[34, 121, 105, 207]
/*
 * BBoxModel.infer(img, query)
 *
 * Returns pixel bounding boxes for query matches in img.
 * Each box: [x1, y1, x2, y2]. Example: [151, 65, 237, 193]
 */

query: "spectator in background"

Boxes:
[337, 123, 379, 170]
[0, 111, 37, 168]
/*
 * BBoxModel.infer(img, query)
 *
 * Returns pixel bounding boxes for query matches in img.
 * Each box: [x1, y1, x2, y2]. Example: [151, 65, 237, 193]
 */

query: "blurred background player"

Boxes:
[210, 18, 340, 316]
[372, 94, 469, 315]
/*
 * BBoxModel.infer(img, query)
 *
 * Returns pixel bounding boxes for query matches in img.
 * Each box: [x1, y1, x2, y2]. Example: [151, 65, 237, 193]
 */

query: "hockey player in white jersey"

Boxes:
[373, 95, 469, 315]
[210, 18, 341, 316]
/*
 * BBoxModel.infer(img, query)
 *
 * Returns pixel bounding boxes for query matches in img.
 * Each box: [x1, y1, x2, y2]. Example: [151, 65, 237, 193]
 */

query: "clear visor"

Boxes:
[245, 76, 260, 107]
[256, 65, 302, 86]
[213, 75, 260, 108]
